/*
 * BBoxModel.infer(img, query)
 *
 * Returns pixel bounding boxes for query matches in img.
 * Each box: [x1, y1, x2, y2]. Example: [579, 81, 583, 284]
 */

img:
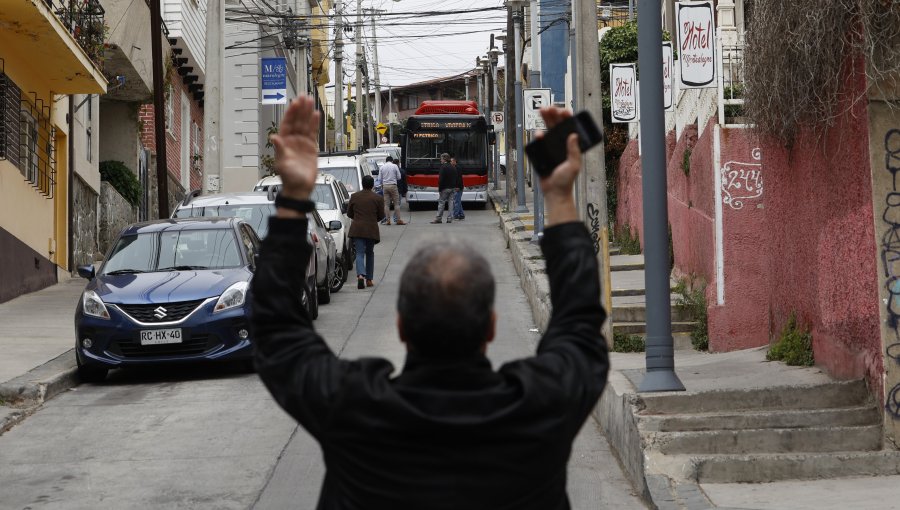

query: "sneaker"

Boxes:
[366, 279, 375, 287]
[357, 277, 365, 289]
[430, 219, 442, 224]
[395, 219, 406, 225]
[447, 219, 453, 223]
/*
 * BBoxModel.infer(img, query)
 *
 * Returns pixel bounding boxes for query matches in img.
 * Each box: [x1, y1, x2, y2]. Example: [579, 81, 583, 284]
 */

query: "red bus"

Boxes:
[400, 100, 490, 207]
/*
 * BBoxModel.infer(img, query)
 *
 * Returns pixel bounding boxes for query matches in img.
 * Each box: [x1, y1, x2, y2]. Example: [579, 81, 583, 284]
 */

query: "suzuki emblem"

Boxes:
[153, 306, 167, 319]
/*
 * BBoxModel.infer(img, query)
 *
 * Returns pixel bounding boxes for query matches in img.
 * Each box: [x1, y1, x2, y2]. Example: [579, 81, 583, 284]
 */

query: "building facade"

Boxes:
[0, 0, 107, 303]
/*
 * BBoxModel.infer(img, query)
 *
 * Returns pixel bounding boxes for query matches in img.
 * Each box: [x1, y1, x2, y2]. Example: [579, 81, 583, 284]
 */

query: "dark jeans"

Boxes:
[453, 188, 465, 218]
[353, 237, 375, 280]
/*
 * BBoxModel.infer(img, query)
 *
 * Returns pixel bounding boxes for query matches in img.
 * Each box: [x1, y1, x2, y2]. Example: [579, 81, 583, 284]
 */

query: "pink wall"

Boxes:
[761, 68, 882, 393]
[614, 72, 881, 390]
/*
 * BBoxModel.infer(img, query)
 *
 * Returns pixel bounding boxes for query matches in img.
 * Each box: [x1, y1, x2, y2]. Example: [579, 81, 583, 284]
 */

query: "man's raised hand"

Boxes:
[270, 96, 320, 200]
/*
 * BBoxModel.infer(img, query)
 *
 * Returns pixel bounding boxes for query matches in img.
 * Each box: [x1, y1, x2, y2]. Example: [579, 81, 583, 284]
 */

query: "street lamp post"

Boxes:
[507, 0, 528, 213]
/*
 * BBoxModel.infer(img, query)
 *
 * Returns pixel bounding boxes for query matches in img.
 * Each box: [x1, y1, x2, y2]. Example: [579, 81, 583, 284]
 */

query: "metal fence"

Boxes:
[44, 0, 107, 68]
[717, 38, 747, 126]
[0, 65, 56, 199]
[597, 4, 636, 28]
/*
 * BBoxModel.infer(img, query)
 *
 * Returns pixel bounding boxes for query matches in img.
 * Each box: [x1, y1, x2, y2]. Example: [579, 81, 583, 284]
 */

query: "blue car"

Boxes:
[74, 217, 260, 382]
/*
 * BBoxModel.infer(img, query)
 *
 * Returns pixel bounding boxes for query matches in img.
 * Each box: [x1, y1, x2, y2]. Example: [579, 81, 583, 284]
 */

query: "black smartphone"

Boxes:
[525, 111, 603, 178]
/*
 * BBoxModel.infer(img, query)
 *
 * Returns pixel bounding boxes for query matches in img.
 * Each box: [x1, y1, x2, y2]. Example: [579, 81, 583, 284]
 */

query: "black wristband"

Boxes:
[274, 193, 316, 213]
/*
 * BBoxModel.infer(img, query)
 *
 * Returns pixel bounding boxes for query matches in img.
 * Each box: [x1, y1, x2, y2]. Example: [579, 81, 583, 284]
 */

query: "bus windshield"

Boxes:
[406, 131, 486, 172]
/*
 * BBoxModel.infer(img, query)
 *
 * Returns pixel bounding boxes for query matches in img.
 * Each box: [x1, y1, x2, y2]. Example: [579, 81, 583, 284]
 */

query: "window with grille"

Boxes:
[0, 70, 56, 198]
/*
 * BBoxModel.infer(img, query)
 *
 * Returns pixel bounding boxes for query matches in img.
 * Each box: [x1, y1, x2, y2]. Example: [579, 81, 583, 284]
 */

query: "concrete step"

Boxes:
[613, 321, 696, 335]
[654, 425, 882, 455]
[689, 450, 900, 483]
[610, 254, 645, 272]
[641, 405, 881, 432]
[638, 380, 871, 415]
[612, 304, 694, 323]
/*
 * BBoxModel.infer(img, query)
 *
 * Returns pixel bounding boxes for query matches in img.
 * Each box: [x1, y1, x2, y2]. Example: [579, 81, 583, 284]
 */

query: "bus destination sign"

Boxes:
[417, 121, 473, 129]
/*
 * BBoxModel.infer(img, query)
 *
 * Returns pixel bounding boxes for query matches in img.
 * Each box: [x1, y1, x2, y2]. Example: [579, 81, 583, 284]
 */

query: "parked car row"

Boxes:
[73, 155, 376, 382]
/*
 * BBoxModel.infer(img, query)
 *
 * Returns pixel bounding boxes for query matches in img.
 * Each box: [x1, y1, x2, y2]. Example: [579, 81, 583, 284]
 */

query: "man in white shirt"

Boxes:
[379, 156, 405, 225]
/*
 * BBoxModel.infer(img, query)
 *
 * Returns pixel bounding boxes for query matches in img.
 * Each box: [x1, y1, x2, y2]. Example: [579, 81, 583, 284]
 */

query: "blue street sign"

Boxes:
[261, 57, 287, 105]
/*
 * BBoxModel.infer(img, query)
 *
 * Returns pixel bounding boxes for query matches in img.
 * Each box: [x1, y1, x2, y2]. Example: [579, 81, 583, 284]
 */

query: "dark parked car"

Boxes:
[74, 217, 260, 382]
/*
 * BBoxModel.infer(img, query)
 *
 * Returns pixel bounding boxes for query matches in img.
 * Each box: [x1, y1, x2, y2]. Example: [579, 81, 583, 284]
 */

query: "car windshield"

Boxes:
[312, 184, 337, 210]
[405, 131, 486, 171]
[102, 229, 242, 274]
[319, 167, 358, 191]
[173, 203, 274, 238]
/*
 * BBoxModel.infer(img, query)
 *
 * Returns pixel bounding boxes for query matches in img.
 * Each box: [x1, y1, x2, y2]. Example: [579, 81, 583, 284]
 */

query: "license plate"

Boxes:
[140, 328, 183, 345]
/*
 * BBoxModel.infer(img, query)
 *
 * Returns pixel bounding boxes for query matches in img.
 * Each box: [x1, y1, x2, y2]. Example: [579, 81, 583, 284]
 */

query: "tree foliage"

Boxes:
[99, 161, 141, 207]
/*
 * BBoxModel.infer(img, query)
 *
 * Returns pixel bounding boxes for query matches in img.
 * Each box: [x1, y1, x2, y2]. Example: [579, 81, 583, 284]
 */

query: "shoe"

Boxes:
[430, 219, 442, 224]
[395, 219, 406, 225]
[447, 219, 452, 223]
[357, 277, 365, 289]
[385, 220, 392, 226]
[366, 280, 374, 287]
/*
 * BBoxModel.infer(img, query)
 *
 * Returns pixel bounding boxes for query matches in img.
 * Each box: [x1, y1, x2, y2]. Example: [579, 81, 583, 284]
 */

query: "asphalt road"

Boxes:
[0, 206, 645, 509]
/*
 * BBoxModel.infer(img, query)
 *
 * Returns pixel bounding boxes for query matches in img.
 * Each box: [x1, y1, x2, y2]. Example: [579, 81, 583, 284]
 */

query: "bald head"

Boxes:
[397, 241, 496, 358]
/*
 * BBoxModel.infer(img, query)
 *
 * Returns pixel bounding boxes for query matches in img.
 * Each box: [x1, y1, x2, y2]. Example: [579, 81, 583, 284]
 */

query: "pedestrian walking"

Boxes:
[380, 156, 406, 225]
[431, 153, 457, 224]
[254, 96, 609, 509]
[451, 156, 466, 220]
[346, 174, 385, 288]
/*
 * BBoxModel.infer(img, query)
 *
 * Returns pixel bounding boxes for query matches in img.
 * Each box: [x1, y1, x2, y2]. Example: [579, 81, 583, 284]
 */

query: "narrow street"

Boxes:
[0, 208, 645, 509]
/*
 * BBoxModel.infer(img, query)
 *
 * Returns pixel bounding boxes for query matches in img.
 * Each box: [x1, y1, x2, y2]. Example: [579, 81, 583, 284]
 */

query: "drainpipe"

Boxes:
[68, 94, 75, 273]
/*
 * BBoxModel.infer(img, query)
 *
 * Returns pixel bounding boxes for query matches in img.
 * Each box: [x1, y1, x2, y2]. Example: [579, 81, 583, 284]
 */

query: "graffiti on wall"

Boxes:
[881, 129, 900, 419]
[587, 203, 601, 254]
[722, 148, 763, 210]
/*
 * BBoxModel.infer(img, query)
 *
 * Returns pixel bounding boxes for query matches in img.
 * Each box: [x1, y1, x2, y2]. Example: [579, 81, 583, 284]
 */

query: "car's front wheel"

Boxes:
[77, 354, 108, 383]
[330, 263, 346, 293]
[318, 264, 332, 305]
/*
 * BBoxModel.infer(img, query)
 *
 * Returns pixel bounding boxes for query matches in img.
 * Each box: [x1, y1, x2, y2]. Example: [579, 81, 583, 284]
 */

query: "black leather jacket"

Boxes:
[251, 219, 609, 510]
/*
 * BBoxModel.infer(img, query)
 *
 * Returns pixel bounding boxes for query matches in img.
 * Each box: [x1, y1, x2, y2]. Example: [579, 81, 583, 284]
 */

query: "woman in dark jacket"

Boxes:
[347, 175, 386, 288]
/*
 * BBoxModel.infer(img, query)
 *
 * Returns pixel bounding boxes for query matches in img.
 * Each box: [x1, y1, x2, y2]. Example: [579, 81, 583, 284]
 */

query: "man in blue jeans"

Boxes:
[451, 156, 466, 220]
[346, 175, 385, 288]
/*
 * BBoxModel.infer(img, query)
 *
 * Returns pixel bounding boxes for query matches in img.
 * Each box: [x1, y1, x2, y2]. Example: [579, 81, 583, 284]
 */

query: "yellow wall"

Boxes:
[0, 160, 57, 263]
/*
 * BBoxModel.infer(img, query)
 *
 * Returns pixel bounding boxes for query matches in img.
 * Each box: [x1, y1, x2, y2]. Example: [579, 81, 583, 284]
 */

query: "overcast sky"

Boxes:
[332, 0, 508, 90]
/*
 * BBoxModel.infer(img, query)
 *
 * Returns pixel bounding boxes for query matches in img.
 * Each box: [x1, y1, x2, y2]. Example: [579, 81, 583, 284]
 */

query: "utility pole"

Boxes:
[151, 0, 169, 216]
[489, 42, 501, 192]
[510, 0, 528, 213]
[504, 12, 515, 208]
[362, 51, 373, 148]
[574, 0, 613, 346]
[296, 0, 309, 97]
[636, 0, 684, 392]
[465, 76, 470, 101]
[202, 0, 223, 195]
[388, 85, 394, 143]
[529, 0, 544, 241]
[355, 0, 363, 150]
[365, 9, 384, 132]
[334, 0, 344, 151]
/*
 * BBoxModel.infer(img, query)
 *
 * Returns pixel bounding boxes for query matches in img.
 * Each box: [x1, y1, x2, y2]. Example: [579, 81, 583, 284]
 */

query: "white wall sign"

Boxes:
[610, 64, 638, 123]
[491, 111, 505, 132]
[676, 1, 716, 89]
[523, 88, 551, 130]
[663, 42, 674, 111]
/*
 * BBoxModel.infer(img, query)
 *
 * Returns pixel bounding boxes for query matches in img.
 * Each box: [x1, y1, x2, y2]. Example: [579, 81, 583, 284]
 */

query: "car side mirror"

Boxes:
[77, 264, 95, 279]
[340, 202, 348, 214]
[327, 220, 343, 231]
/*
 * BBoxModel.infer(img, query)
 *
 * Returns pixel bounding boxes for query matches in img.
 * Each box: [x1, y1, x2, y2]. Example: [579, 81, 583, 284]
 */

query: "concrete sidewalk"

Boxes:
[488, 183, 900, 509]
[0, 276, 84, 433]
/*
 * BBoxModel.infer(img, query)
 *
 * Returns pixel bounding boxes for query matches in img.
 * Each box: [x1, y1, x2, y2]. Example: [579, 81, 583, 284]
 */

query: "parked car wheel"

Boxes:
[318, 266, 332, 305]
[331, 263, 346, 293]
[77, 355, 108, 383]
[307, 283, 319, 319]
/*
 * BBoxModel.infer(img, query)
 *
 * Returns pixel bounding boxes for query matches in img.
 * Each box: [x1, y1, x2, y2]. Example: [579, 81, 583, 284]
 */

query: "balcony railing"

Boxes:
[717, 37, 747, 127]
[44, 0, 107, 69]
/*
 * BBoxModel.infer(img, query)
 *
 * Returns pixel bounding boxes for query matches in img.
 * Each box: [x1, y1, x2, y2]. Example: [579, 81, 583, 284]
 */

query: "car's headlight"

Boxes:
[214, 281, 249, 313]
[82, 290, 110, 320]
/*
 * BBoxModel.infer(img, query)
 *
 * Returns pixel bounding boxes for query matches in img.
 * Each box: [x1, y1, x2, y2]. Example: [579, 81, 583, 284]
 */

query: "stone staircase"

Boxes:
[637, 380, 900, 493]
[609, 248, 697, 349]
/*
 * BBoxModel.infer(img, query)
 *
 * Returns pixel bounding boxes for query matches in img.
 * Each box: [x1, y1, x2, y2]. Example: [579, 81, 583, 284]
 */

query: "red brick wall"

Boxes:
[140, 74, 204, 191]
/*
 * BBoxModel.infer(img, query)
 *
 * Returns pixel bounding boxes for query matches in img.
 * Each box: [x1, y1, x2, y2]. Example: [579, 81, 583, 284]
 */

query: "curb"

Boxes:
[0, 349, 79, 410]
[488, 190, 717, 510]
